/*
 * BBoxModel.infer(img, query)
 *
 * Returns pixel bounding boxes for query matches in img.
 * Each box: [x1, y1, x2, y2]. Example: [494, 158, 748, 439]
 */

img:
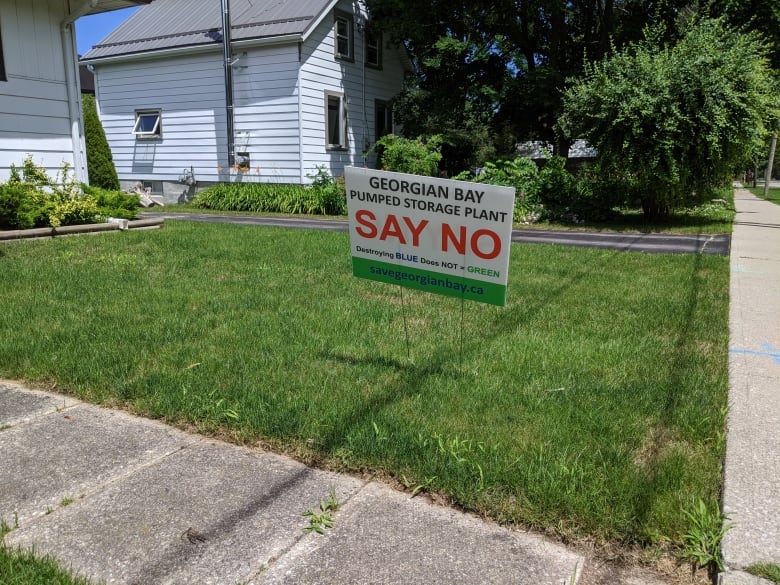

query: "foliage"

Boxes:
[0, 546, 98, 585]
[303, 487, 340, 534]
[191, 171, 346, 216]
[559, 18, 779, 219]
[368, 134, 443, 176]
[680, 498, 733, 577]
[455, 156, 541, 222]
[81, 184, 141, 220]
[0, 156, 137, 229]
[366, 0, 698, 167]
[0, 183, 43, 229]
[305, 166, 347, 215]
[82, 94, 119, 191]
[747, 564, 780, 584]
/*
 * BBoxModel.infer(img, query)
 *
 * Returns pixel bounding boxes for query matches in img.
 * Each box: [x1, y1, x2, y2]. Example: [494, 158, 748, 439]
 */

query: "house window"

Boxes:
[375, 100, 393, 140]
[365, 27, 382, 69]
[132, 110, 162, 139]
[334, 11, 353, 61]
[0, 21, 6, 82]
[326, 92, 347, 149]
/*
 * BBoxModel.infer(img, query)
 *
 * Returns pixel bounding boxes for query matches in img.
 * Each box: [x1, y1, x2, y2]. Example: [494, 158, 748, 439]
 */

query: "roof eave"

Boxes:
[82, 33, 303, 65]
[300, 0, 340, 43]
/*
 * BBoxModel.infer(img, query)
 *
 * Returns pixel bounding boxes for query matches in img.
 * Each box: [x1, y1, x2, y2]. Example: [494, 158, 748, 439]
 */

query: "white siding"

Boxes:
[232, 44, 302, 183]
[0, 0, 77, 182]
[298, 0, 406, 182]
[91, 0, 406, 187]
[96, 52, 226, 183]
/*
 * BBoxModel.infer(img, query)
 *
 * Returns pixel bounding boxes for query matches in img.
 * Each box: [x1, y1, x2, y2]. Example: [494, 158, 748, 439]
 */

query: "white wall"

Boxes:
[232, 44, 303, 183]
[0, 0, 77, 182]
[92, 0, 406, 188]
[298, 0, 406, 182]
[95, 51, 226, 184]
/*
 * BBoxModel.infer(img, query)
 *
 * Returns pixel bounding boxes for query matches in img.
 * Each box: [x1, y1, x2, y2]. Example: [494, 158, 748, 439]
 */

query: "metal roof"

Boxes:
[82, 0, 334, 60]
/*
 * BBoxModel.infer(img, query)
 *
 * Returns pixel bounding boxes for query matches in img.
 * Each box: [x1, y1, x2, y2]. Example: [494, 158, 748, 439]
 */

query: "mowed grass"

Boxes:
[0, 221, 729, 546]
[748, 186, 780, 205]
[0, 546, 98, 585]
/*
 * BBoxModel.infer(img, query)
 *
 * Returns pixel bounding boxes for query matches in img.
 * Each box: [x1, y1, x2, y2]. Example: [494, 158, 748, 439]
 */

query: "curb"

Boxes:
[0, 218, 164, 242]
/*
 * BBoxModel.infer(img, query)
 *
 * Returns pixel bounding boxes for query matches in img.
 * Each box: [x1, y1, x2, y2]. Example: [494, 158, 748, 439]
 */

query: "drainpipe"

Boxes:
[61, 1, 98, 184]
[221, 0, 235, 170]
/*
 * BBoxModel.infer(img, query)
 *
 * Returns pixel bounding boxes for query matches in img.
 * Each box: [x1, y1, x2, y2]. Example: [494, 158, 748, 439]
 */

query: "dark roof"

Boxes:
[79, 65, 95, 94]
[82, 0, 334, 60]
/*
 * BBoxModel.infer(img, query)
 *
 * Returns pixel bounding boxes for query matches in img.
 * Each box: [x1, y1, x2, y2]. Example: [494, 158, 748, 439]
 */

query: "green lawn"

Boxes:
[747, 186, 780, 205]
[0, 221, 729, 548]
[0, 546, 98, 585]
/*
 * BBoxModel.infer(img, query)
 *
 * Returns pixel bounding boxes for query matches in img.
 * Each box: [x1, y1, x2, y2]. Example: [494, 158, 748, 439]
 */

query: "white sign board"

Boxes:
[345, 167, 515, 306]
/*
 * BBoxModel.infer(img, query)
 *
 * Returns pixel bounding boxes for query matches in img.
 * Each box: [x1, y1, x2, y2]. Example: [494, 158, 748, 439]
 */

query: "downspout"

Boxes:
[221, 0, 235, 170]
[62, 1, 98, 184]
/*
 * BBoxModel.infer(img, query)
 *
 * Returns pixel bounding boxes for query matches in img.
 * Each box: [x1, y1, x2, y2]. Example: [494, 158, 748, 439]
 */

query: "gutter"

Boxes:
[61, 1, 98, 184]
[81, 34, 303, 66]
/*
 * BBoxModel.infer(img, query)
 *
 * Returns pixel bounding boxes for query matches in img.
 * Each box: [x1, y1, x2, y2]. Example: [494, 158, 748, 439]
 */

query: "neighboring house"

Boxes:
[0, 0, 152, 183]
[82, 0, 411, 202]
[517, 140, 598, 161]
[79, 62, 95, 95]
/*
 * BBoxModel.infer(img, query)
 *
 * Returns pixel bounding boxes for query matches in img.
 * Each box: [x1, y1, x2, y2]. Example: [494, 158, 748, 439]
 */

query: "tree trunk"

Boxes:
[764, 133, 777, 197]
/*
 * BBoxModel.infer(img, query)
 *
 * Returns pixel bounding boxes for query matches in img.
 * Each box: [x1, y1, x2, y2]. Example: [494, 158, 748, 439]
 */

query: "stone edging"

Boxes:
[0, 218, 164, 242]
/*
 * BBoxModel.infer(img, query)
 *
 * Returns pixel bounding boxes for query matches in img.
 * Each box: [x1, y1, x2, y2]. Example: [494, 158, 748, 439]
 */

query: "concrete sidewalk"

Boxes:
[1, 381, 586, 585]
[720, 189, 780, 584]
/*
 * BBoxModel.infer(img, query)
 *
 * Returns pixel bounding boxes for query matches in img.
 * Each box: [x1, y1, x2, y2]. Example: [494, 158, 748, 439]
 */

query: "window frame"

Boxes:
[365, 26, 382, 69]
[374, 99, 393, 141]
[132, 109, 162, 140]
[325, 91, 347, 150]
[0, 21, 7, 82]
[334, 11, 354, 62]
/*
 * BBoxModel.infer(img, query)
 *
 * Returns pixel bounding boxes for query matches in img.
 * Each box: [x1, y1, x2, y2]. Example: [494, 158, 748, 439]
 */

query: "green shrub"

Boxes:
[192, 173, 347, 216]
[0, 156, 136, 229]
[47, 196, 99, 228]
[368, 134, 443, 176]
[0, 183, 45, 229]
[306, 166, 347, 215]
[82, 94, 120, 191]
[82, 184, 140, 220]
[455, 157, 543, 223]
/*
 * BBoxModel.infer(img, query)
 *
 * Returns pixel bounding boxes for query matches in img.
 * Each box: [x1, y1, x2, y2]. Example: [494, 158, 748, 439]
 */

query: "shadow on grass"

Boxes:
[316, 238, 718, 540]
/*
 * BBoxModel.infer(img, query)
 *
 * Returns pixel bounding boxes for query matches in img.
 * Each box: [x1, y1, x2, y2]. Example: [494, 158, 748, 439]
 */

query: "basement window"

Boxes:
[132, 110, 162, 139]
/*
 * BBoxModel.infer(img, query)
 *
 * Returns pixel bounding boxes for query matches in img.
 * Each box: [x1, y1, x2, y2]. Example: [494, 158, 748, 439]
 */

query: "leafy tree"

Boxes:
[82, 93, 119, 191]
[559, 19, 778, 219]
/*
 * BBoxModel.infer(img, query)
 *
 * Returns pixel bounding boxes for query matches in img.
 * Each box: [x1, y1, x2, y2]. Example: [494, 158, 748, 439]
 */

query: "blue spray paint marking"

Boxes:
[730, 343, 780, 364]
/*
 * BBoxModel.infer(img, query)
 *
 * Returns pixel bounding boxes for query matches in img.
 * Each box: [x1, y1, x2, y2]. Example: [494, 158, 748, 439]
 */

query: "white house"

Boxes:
[82, 0, 411, 202]
[0, 0, 152, 183]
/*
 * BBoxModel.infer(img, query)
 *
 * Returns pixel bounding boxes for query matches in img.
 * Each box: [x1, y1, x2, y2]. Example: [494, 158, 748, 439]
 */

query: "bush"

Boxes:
[81, 184, 141, 220]
[0, 183, 43, 229]
[369, 134, 443, 176]
[559, 19, 779, 219]
[83, 94, 120, 191]
[305, 166, 347, 215]
[0, 156, 137, 229]
[192, 174, 347, 216]
[455, 157, 542, 223]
